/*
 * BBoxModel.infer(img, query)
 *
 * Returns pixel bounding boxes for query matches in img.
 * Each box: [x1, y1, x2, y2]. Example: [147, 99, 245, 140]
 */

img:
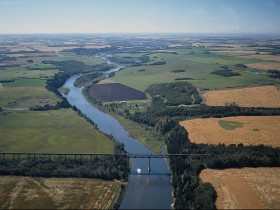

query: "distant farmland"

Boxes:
[203, 85, 280, 108]
[89, 83, 147, 102]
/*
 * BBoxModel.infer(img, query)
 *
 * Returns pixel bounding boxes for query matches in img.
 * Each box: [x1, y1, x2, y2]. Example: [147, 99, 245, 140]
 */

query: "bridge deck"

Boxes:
[0, 152, 210, 158]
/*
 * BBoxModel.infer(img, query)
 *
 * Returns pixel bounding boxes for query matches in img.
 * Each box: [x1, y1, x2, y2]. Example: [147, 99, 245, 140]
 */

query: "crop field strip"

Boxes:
[200, 168, 280, 209]
[202, 85, 280, 108]
[0, 176, 120, 209]
[179, 116, 280, 147]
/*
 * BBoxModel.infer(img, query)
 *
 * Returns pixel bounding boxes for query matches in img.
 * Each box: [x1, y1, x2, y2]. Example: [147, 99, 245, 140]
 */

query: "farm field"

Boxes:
[0, 109, 114, 153]
[0, 176, 120, 209]
[111, 52, 280, 91]
[0, 87, 59, 109]
[246, 62, 280, 71]
[200, 168, 280, 209]
[179, 116, 280, 147]
[240, 54, 280, 62]
[89, 83, 147, 102]
[202, 85, 280, 108]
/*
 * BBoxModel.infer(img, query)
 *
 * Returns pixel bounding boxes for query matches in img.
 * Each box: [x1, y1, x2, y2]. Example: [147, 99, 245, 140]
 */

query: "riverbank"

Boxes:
[62, 75, 173, 209]
[82, 85, 164, 154]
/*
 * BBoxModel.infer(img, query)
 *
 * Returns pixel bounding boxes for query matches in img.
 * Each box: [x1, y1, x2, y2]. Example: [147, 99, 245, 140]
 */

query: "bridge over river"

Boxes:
[0, 152, 210, 173]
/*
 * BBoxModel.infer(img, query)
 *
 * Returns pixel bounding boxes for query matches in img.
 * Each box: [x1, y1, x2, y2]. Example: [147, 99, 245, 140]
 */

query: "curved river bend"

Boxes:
[62, 76, 173, 209]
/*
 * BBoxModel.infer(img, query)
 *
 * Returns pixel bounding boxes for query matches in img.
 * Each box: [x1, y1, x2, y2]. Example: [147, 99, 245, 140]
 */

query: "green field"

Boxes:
[111, 53, 280, 91]
[59, 52, 104, 65]
[0, 68, 59, 80]
[218, 120, 244, 130]
[0, 87, 59, 109]
[0, 67, 61, 109]
[0, 109, 114, 153]
[111, 113, 163, 154]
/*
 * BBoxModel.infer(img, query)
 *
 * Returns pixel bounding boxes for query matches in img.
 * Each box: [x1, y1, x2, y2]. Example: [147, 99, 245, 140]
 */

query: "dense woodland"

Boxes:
[74, 72, 103, 87]
[146, 82, 202, 106]
[29, 98, 70, 111]
[110, 55, 150, 66]
[211, 69, 241, 77]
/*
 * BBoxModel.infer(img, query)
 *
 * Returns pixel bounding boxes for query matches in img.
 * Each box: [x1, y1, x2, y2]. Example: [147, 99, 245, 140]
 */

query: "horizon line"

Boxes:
[0, 32, 280, 36]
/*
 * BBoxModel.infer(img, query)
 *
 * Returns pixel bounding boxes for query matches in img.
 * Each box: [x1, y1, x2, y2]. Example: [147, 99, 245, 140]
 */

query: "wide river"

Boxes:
[62, 75, 173, 209]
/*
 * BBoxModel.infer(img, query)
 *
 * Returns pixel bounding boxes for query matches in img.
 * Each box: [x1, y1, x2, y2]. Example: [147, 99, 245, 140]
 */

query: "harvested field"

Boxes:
[203, 85, 280, 108]
[211, 50, 257, 56]
[98, 79, 116, 84]
[0, 176, 120, 209]
[240, 54, 280, 62]
[200, 168, 280, 209]
[179, 116, 280, 147]
[89, 83, 147, 102]
[246, 62, 280, 71]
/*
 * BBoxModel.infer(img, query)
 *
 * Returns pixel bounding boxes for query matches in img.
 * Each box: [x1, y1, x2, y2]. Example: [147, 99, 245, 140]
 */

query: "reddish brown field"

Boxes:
[200, 168, 280, 209]
[89, 83, 147, 102]
[179, 116, 280, 147]
[203, 85, 280, 108]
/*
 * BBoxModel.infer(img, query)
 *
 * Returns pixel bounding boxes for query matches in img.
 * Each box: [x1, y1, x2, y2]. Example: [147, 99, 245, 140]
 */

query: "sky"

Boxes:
[0, 0, 280, 34]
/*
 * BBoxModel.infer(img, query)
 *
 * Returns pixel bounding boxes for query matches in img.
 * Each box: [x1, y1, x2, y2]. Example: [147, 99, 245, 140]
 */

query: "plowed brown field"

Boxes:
[203, 86, 280, 108]
[179, 116, 280, 147]
[200, 168, 280, 209]
[89, 83, 147, 102]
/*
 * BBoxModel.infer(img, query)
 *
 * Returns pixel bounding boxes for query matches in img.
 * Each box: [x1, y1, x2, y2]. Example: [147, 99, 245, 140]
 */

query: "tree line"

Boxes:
[164, 123, 280, 209]
[0, 142, 129, 181]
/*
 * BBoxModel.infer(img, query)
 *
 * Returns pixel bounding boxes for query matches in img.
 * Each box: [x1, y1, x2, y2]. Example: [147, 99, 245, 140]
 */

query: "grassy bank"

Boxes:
[83, 88, 163, 154]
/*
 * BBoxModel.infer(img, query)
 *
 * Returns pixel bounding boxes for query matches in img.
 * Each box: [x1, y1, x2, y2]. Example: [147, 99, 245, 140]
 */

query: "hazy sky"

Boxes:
[0, 0, 280, 34]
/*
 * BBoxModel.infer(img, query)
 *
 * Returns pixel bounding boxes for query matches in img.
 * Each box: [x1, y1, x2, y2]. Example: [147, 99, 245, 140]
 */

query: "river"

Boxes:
[62, 75, 173, 209]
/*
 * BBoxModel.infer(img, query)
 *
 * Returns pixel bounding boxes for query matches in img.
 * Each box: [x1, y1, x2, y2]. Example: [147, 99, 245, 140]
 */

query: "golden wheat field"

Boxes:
[240, 54, 280, 62]
[202, 85, 280, 108]
[246, 62, 280, 70]
[0, 176, 120, 209]
[200, 168, 280, 209]
[179, 116, 280, 147]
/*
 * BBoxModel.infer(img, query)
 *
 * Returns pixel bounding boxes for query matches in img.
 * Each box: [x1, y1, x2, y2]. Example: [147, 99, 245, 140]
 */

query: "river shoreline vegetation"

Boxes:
[1, 34, 280, 209]
[71, 36, 280, 208]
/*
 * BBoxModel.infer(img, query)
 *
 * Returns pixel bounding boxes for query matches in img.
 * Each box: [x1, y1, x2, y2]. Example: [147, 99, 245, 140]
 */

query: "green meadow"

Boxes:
[112, 52, 280, 91]
[218, 120, 244, 130]
[0, 54, 114, 154]
[0, 109, 114, 153]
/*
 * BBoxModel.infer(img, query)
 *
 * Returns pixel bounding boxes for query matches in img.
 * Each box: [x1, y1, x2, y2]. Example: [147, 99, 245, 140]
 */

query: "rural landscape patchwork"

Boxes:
[1, 33, 280, 209]
[1, 0, 280, 209]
